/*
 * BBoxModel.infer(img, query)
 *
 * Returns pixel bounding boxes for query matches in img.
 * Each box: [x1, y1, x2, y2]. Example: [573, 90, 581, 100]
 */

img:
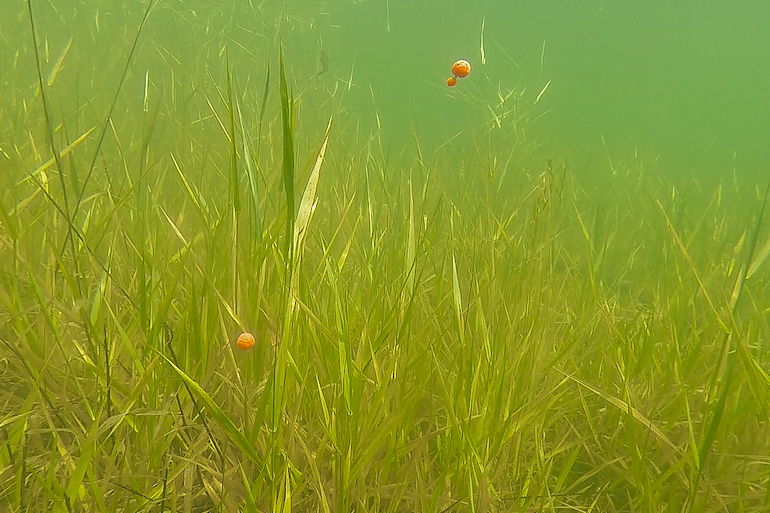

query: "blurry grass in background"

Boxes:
[1, 1, 770, 512]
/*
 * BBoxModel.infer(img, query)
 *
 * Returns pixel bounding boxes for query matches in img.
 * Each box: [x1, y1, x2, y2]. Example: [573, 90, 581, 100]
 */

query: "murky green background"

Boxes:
[331, 0, 770, 177]
[3, 0, 769, 180]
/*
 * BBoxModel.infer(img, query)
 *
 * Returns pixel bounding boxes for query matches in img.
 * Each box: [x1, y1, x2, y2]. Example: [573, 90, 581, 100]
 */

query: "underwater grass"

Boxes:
[1, 1, 770, 512]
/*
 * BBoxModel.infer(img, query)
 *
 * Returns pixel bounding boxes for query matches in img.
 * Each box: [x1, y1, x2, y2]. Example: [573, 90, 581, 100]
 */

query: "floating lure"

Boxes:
[237, 332, 256, 351]
[446, 59, 471, 87]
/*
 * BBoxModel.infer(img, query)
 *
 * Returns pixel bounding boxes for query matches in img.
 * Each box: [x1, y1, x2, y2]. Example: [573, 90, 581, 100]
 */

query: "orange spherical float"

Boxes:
[451, 59, 471, 78]
[446, 77, 457, 87]
[237, 332, 256, 351]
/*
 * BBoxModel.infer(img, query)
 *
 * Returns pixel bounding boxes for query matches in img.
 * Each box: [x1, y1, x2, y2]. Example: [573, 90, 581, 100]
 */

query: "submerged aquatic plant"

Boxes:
[0, 1, 769, 512]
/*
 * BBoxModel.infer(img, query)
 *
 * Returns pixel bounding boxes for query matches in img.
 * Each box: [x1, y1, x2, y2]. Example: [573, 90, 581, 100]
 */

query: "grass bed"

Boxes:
[1, 1, 769, 512]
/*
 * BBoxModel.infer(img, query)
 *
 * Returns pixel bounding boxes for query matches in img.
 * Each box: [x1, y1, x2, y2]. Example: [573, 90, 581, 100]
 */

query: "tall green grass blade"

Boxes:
[279, 44, 295, 262]
[6, 5, 770, 509]
[746, 234, 770, 279]
[65, 436, 94, 504]
[271, 121, 331, 431]
[225, 49, 240, 214]
[237, 101, 262, 240]
[475, 282, 492, 364]
[258, 58, 271, 139]
[26, 0, 78, 272]
[281, 467, 292, 513]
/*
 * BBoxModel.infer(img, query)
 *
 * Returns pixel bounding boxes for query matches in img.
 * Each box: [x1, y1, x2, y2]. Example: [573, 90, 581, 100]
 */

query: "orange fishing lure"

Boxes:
[237, 332, 256, 351]
[446, 59, 471, 87]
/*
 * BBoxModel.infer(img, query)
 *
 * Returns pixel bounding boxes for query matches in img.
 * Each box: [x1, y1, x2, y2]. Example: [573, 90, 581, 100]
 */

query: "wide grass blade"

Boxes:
[293, 121, 331, 266]
[272, 120, 331, 431]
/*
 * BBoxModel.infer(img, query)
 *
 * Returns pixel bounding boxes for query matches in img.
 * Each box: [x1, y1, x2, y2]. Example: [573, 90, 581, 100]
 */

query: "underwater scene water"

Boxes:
[2, 0, 770, 511]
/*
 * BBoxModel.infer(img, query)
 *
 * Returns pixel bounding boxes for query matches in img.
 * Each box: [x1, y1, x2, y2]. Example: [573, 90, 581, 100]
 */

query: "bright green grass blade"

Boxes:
[271, 121, 331, 431]
[0, 192, 18, 241]
[746, 234, 770, 279]
[336, 210, 360, 273]
[689, 180, 770, 505]
[294, 429, 331, 513]
[66, 423, 98, 504]
[281, 467, 292, 513]
[158, 351, 265, 470]
[240, 464, 258, 513]
[736, 337, 770, 414]
[682, 384, 700, 470]
[554, 444, 582, 493]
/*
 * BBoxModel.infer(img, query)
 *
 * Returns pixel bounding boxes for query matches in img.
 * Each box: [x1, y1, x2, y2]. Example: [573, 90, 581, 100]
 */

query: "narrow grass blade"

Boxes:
[279, 44, 295, 261]
[237, 101, 262, 239]
[19, 126, 95, 185]
[274, 122, 332, 430]
[158, 351, 265, 469]
[689, 180, 770, 505]
[47, 36, 73, 87]
[225, 49, 240, 214]
[406, 178, 416, 294]
[258, 58, 271, 138]
[452, 253, 464, 346]
[559, 370, 676, 450]
[729, 180, 770, 311]
[746, 235, 770, 279]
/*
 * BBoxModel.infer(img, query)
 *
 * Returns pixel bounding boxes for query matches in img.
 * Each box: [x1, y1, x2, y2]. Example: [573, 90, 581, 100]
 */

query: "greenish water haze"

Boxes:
[5, 0, 768, 174]
[329, 0, 770, 175]
[2, 0, 770, 511]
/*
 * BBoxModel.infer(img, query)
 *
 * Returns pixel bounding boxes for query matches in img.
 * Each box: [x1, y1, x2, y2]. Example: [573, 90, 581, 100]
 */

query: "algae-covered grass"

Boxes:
[1, 1, 770, 512]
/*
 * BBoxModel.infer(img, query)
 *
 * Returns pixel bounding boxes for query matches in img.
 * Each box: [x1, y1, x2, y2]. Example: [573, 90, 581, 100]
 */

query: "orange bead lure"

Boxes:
[237, 332, 256, 351]
[446, 59, 471, 87]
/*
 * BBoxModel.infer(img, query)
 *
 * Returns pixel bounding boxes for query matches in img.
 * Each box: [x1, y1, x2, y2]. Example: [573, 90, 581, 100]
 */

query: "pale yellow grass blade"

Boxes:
[559, 370, 677, 450]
